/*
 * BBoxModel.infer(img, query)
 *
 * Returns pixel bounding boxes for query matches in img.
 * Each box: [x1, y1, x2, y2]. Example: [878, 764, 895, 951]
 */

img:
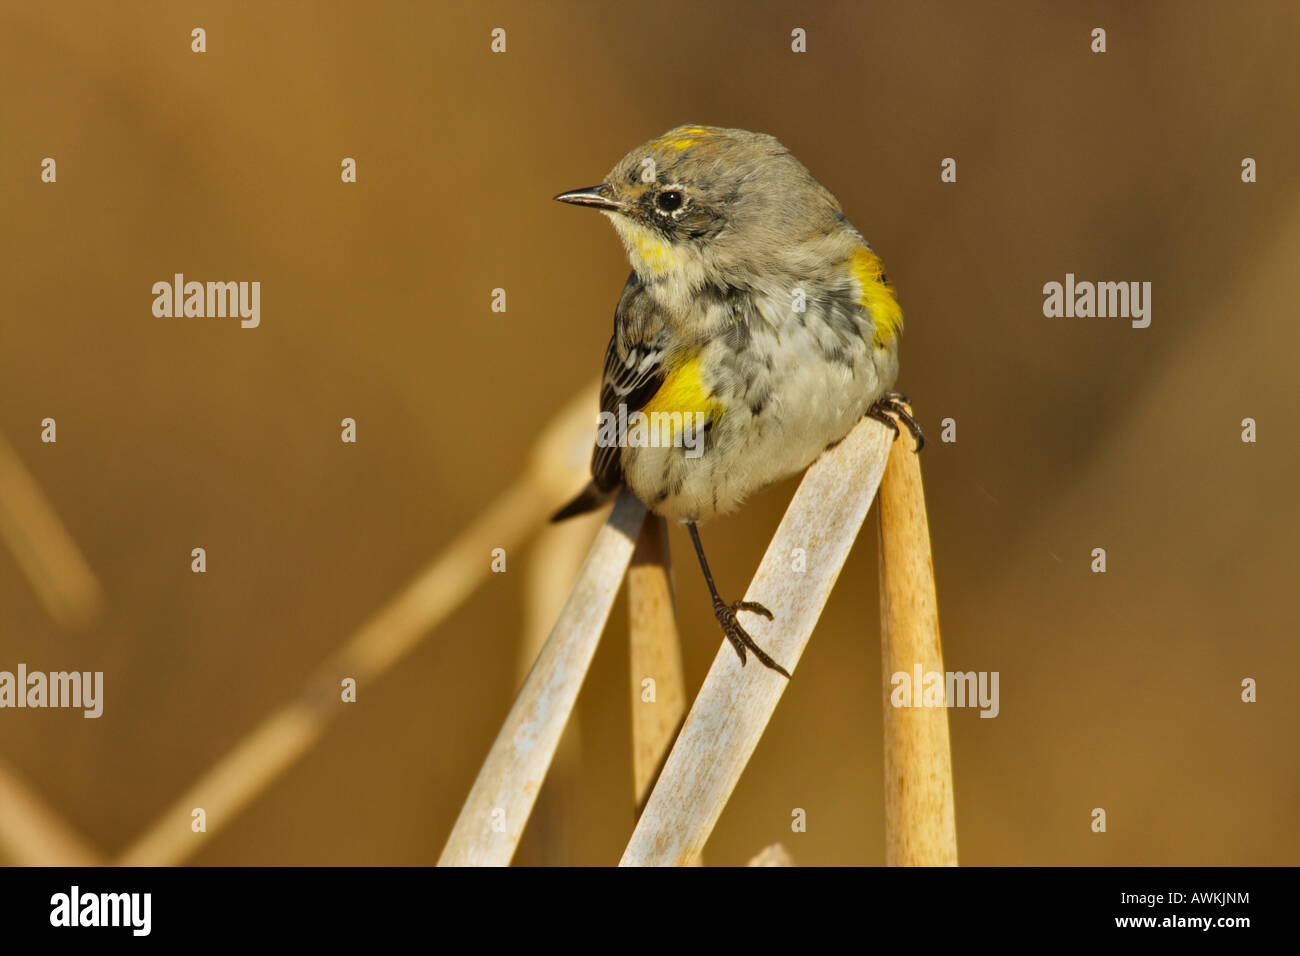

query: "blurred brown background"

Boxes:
[1, 0, 1296, 866]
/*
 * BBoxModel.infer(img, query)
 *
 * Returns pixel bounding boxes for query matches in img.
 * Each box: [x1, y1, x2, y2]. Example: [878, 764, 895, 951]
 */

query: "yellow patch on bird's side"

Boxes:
[850, 247, 903, 348]
[642, 355, 724, 437]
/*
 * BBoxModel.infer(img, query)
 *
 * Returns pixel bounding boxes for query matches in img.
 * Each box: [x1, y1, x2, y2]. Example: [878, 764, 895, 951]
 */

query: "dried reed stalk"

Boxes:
[438, 490, 645, 866]
[518, 512, 603, 863]
[627, 516, 687, 810]
[877, 430, 957, 865]
[0, 756, 103, 866]
[620, 418, 893, 866]
[0, 431, 104, 629]
[117, 384, 600, 866]
[746, 842, 794, 866]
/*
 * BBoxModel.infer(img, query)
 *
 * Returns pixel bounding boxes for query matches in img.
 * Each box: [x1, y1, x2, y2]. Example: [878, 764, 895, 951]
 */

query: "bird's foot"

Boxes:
[712, 597, 789, 678]
[867, 392, 924, 452]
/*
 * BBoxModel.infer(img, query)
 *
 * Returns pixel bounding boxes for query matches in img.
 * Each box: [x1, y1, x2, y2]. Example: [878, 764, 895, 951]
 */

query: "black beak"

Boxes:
[554, 184, 625, 212]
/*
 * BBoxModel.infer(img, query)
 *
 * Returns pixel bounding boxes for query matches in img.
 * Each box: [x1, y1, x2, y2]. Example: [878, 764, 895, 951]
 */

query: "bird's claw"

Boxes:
[867, 392, 924, 452]
[712, 598, 789, 678]
[731, 599, 774, 620]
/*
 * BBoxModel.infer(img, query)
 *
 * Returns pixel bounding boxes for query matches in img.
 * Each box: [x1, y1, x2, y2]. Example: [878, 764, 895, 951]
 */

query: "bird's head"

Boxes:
[555, 125, 844, 291]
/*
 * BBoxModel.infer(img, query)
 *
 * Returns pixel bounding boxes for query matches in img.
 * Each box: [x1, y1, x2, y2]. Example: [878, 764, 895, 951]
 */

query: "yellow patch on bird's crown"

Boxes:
[642, 354, 724, 434]
[656, 126, 713, 152]
[850, 247, 903, 348]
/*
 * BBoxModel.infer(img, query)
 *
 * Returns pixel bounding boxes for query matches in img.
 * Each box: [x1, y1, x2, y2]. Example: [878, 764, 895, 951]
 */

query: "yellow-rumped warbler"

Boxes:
[552, 125, 921, 677]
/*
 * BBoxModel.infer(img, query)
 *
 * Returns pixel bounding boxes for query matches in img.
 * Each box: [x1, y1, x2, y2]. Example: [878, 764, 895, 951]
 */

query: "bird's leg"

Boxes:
[685, 522, 790, 678]
[866, 391, 924, 452]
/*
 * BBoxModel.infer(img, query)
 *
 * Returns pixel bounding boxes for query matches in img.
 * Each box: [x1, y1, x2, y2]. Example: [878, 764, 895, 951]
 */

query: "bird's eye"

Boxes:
[656, 190, 684, 212]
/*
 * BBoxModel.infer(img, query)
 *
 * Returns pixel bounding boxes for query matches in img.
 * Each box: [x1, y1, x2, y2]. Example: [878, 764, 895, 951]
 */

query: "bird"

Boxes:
[551, 125, 921, 678]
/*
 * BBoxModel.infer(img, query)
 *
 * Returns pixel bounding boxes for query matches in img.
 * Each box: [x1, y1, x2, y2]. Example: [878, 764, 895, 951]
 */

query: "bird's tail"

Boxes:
[550, 481, 616, 522]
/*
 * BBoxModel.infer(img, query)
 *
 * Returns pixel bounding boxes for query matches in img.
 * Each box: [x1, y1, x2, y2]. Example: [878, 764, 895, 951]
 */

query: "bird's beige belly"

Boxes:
[623, 341, 898, 522]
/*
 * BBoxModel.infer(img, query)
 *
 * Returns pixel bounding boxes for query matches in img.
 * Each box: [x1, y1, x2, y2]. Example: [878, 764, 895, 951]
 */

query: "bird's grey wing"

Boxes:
[591, 273, 671, 491]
